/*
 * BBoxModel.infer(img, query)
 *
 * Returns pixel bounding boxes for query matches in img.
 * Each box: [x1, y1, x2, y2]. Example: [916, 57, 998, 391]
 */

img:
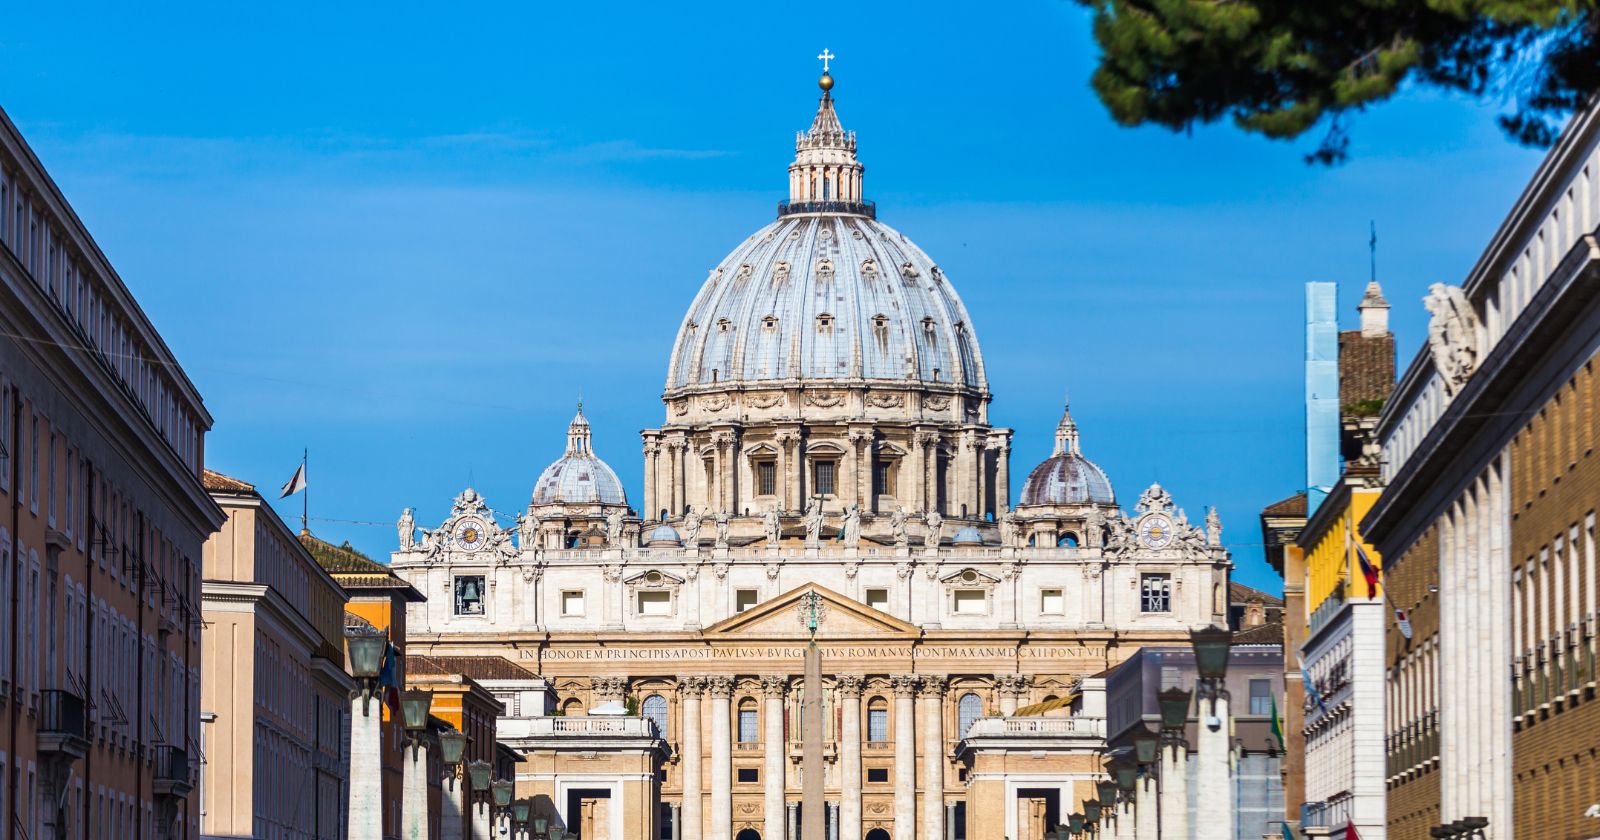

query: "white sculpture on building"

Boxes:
[397, 508, 415, 550]
[1423, 282, 1482, 395]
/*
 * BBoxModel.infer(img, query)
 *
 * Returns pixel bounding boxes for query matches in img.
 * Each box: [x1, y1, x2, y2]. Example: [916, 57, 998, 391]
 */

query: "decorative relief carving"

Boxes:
[765, 562, 781, 580]
[761, 674, 789, 696]
[775, 428, 803, 446]
[591, 675, 629, 698]
[678, 675, 707, 697]
[672, 400, 689, 417]
[804, 391, 844, 408]
[924, 396, 951, 411]
[836, 674, 864, 697]
[866, 392, 904, 409]
[914, 430, 941, 448]
[1424, 282, 1481, 394]
[795, 597, 829, 629]
[702, 395, 730, 413]
[895, 561, 913, 580]
[746, 392, 784, 409]
[890, 674, 921, 697]
[707, 676, 735, 697]
[918, 676, 948, 697]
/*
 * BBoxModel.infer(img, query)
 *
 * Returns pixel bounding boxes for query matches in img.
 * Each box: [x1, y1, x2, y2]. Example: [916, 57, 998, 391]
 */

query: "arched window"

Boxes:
[642, 694, 668, 737]
[957, 693, 983, 737]
[867, 697, 889, 742]
[561, 698, 583, 716]
[738, 698, 759, 743]
[1058, 532, 1079, 548]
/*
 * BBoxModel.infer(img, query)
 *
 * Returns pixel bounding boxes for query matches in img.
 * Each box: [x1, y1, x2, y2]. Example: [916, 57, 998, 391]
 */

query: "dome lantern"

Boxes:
[1019, 400, 1115, 507]
[783, 51, 870, 218]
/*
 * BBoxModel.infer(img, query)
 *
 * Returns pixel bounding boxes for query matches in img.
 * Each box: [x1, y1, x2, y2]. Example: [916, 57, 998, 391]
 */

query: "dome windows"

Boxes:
[816, 258, 835, 282]
[816, 313, 835, 333]
[717, 318, 732, 333]
[861, 258, 879, 280]
[762, 315, 779, 332]
[772, 261, 790, 285]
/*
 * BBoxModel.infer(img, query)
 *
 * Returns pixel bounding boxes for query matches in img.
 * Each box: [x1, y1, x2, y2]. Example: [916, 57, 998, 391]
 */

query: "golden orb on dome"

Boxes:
[819, 72, 834, 92]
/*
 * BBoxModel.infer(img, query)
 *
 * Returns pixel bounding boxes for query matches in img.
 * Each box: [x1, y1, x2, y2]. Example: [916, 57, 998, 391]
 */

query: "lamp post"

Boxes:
[344, 626, 389, 840]
[1189, 624, 1235, 840]
[510, 799, 532, 838]
[439, 731, 469, 840]
[492, 779, 515, 837]
[400, 690, 434, 840]
[1110, 761, 1138, 840]
[467, 761, 493, 840]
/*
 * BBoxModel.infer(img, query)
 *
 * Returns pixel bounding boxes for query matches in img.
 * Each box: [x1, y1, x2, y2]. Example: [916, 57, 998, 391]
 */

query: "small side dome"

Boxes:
[951, 525, 985, 546]
[646, 524, 683, 547]
[1019, 402, 1115, 506]
[531, 405, 629, 507]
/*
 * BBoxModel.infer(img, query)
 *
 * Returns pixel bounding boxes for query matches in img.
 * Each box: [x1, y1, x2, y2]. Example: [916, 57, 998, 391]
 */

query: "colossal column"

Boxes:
[644, 438, 659, 519]
[708, 676, 735, 840]
[918, 678, 946, 840]
[762, 675, 789, 840]
[836, 675, 864, 840]
[679, 677, 706, 840]
[891, 674, 919, 840]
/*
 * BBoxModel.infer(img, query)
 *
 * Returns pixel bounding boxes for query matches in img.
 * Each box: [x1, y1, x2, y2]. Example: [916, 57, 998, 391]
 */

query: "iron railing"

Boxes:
[777, 199, 876, 219]
[39, 689, 86, 740]
[153, 745, 189, 784]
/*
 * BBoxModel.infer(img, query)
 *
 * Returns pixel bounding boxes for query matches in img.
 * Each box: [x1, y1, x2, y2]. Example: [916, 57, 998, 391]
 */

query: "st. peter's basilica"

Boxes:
[391, 65, 1230, 840]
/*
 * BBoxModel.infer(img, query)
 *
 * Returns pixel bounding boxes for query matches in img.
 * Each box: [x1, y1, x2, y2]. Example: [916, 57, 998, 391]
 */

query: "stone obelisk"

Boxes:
[802, 592, 825, 840]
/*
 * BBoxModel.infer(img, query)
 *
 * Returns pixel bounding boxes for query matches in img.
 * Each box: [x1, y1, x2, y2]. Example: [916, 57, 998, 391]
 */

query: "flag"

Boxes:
[377, 641, 401, 713]
[1269, 693, 1286, 752]
[1394, 607, 1414, 641]
[279, 461, 307, 498]
[1355, 543, 1380, 599]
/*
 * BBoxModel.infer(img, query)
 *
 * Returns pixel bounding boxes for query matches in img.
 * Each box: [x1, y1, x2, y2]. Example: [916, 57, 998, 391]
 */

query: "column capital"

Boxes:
[592, 675, 629, 698]
[707, 675, 736, 697]
[890, 674, 920, 697]
[678, 675, 708, 697]
[835, 674, 865, 698]
[994, 673, 1032, 696]
[760, 674, 789, 697]
[917, 675, 948, 698]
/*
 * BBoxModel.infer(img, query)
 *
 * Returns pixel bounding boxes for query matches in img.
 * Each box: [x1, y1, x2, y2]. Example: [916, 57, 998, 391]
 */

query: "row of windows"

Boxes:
[634, 691, 989, 743]
[1512, 512, 1598, 720]
[0, 162, 204, 471]
[454, 575, 1176, 618]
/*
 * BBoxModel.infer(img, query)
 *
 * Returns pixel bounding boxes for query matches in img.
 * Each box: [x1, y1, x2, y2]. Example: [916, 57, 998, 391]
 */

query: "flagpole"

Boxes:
[302, 448, 308, 534]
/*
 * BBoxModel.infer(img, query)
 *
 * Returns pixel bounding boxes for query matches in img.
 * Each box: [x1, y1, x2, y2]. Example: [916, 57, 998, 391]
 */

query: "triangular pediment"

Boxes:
[701, 583, 920, 638]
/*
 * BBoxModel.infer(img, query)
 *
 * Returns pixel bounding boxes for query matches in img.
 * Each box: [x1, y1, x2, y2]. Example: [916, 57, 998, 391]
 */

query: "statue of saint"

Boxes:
[605, 511, 624, 546]
[763, 507, 782, 546]
[924, 510, 943, 546]
[682, 508, 703, 546]
[517, 511, 539, 550]
[397, 508, 415, 550]
[713, 510, 730, 548]
[999, 510, 1022, 547]
[1205, 507, 1222, 547]
[889, 506, 910, 547]
[841, 505, 861, 546]
[1083, 507, 1103, 548]
[803, 499, 824, 544]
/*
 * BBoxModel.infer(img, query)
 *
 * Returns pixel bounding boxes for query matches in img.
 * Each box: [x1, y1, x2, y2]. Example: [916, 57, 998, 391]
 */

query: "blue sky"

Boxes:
[1, 1, 1549, 593]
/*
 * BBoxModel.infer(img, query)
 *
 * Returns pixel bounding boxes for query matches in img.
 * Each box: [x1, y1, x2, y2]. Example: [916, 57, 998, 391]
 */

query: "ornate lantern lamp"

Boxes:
[1068, 812, 1085, 834]
[492, 779, 514, 809]
[1158, 686, 1193, 739]
[466, 760, 493, 795]
[1190, 624, 1233, 682]
[533, 816, 549, 837]
[512, 798, 532, 824]
[1096, 778, 1118, 807]
[1111, 758, 1138, 793]
[438, 730, 468, 768]
[345, 627, 388, 714]
[1084, 799, 1102, 824]
[400, 690, 433, 756]
[1131, 724, 1160, 767]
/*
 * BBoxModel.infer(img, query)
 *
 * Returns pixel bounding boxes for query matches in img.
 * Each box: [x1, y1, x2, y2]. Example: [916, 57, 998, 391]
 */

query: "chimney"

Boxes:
[1358, 280, 1390, 337]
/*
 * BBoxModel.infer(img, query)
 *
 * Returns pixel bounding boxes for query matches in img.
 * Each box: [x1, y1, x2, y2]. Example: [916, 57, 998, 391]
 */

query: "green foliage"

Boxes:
[625, 695, 639, 716]
[1076, 0, 1600, 163]
[1344, 398, 1388, 417]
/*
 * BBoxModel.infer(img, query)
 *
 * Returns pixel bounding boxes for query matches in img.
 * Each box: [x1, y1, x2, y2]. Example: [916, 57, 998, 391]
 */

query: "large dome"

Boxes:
[531, 408, 628, 507]
[665, 214, 986, 391]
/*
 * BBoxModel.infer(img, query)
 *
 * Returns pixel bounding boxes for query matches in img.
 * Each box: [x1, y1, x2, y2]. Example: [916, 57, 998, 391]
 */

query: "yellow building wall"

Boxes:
[1305, 488, 1383, 612]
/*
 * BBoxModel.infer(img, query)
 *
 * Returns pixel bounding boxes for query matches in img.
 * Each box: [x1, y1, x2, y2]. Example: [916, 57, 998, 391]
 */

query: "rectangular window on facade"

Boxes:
[637, 590, 672, 617]
[866, 767, 889, 783]
[737, 708, 758, 742]
[736, 768, 758, 783]
[1249, 678, 1273, 716]
[952, 589, 987, 615]
[1040, 588, 1064, 615]
[875, 461, 895, 497]
[454, 576, 486, 615]
[561, 590, 585, 617]
[0, 381, 10, 491]
[735, 589, 759, 613]
[867, 708, 888, 742]
[1160, 666, 1182, 690]
[813, 460, 836, 496]
[865, 588, 889, 610]
[1141, 574, 1172, 612]
[756, 461, 776, 497]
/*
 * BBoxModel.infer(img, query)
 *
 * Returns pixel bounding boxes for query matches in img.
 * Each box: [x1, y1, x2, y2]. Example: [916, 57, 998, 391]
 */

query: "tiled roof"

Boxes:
[1339, 330, 1396, 408]
[408, 655, 538, 681]
[1260, 493, 1307, 517]
[1230, 581, 1284, 608]
[299, 532, 426, 600]
[202, 469, 256, 494]
[1232, 621, 1284, 646]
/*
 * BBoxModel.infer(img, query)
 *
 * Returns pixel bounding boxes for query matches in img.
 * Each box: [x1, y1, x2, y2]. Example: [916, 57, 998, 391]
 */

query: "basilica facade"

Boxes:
[393, 68, 1230, 840]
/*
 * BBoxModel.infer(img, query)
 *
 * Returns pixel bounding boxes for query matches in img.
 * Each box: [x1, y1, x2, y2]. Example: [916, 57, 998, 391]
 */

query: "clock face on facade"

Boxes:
[1138, 514, 1175, 549]
[452, 517, 489, 552]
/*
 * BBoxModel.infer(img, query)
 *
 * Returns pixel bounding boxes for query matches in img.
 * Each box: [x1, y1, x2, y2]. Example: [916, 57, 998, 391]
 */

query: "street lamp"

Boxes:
[1084, 799, 1101, 824]
[1157, 686, 1192, 738]
[467, 760, 493, 793]
[533, 816, 549, 838]
[345, 627, 388, 715]
[1131, 724, 1160, 767]
[1068, 812, 1084, 834]
[492, 779, 514, 809]
[400, 690, 433, 757]
[438, 730, 468, 767]
[1111, 758, 1138, 794]
[1096, 778, 1118, 808]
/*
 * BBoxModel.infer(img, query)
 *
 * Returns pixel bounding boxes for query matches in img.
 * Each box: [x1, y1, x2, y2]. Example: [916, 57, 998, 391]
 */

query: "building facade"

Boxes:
[1363, 98, 1600, 839]
[198, 470, 353, 840]
[0, 105, 223, 840]
[394, 69, 1234, 840]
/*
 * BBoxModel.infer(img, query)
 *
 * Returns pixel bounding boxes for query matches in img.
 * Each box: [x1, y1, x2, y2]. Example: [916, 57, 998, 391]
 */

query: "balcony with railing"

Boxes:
[777, 199, 876, 219]
[153, 745, 192, 798]
[956, 716, 1107, 761]
[499, 715, 666, 754]
[38, 689, 89, 760]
